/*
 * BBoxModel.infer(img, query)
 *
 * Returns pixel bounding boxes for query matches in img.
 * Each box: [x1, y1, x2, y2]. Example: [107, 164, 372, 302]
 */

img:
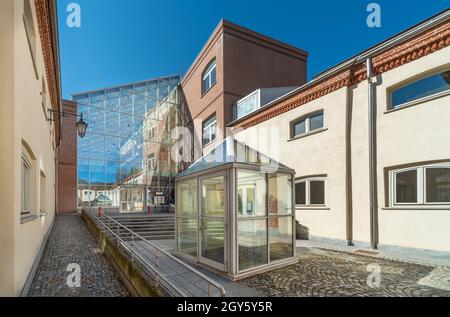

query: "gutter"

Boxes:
[366, 57, 377, 250]
[50, 0, 62, 215]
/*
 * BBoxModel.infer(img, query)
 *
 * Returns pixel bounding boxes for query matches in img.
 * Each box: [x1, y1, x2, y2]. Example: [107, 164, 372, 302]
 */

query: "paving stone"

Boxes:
[240, 249, 450, 297]
[28, 214, 130, 297]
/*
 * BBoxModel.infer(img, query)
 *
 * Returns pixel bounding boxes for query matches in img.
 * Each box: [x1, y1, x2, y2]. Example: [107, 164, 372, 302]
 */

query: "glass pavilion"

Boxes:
[175, 138, 297, 280]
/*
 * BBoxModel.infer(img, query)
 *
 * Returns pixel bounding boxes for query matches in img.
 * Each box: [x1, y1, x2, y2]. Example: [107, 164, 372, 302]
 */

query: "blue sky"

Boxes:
[57, 0, 449, 99]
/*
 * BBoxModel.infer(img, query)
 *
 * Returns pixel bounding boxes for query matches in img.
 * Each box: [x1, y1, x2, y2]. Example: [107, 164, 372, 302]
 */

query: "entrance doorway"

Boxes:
[199, 174, 226, 271]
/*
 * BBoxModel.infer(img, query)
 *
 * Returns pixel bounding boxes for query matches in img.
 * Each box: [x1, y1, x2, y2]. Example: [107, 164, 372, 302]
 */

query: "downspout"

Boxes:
[366, 58, 377, 250]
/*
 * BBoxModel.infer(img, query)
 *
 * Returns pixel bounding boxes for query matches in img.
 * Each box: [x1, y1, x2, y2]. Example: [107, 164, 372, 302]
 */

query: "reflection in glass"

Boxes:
[310, 112, 324, 131]
[295, 182, 306, 205]
[426, 168, 450, 203]
[176, 179, 197, 216]
[293, 119, 306, 136]
[177, 218, 198, 258]
[201, 219, 225, 264]
[310, 181, 325, 205]
[237, 170, 266, 217]
[238, 219, 268, 271]
[269, 216, 293, 262]
[396, 170, 417, 203]
[201, 176, 225, 218]
[268, 174, 293, 215]
[75, 76, 181, 213]
[392, 70, 450, 108]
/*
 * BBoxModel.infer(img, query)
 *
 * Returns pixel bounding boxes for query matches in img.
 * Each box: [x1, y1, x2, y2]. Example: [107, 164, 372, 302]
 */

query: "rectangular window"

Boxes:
[395, 170, 417, 204]
[21, 155, 31, 214]
[390, 164, 450, 206]
[426, 168, 450, 203]
[291, 111, 324, 138]
[295, 178, 326, 207]
[147, 154, 156, 170]
[202, 114, 217, 146]
[390, 70, 450, 109]
[202, 60, 217, 94]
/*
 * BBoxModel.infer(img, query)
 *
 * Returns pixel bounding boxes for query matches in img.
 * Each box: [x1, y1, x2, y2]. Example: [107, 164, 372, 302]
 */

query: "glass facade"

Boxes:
[75, 76, 181, 213]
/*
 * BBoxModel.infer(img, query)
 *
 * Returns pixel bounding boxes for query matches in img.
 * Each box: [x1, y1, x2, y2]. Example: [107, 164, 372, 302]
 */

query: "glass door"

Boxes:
[199, 174, 226, 271]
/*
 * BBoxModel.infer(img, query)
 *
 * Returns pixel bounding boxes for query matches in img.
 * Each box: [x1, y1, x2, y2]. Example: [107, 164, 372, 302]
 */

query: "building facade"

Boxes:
[231, 11, 450, 253]
[180, 20, 308, 160]
[0, 0, 62, 296]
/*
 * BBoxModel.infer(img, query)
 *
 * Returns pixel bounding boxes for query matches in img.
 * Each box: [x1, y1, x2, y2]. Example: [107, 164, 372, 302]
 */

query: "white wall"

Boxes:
[0, 0, 58, 296]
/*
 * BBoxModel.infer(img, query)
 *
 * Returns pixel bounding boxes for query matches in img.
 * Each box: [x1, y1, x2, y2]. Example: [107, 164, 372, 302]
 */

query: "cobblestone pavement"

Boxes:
[240, 248, 450, 297]
[28, 214, 130, 297]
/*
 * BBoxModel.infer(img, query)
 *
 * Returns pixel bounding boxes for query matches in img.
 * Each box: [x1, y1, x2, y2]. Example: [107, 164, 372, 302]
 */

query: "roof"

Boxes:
[229, 8, 450, 128]
[177, 137, 293, 178]
[181, 19, 308, 86]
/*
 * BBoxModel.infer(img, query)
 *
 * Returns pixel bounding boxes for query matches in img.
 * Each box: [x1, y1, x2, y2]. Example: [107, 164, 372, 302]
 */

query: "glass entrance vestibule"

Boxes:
[175, 138, 297, 280]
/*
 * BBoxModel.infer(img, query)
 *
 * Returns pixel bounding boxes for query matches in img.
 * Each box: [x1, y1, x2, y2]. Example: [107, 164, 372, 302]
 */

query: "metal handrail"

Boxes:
[84, 208, 188, 297]
[84, 208, 226, 297]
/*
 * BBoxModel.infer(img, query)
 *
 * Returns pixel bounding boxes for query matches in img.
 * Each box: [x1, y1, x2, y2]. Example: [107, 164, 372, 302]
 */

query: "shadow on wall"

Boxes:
[296, 220, 310, 240]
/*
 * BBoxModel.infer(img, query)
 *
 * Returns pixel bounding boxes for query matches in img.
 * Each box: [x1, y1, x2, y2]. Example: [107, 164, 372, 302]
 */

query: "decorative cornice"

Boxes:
[34, 0, 61, 142]
[238, 20, 450, 130]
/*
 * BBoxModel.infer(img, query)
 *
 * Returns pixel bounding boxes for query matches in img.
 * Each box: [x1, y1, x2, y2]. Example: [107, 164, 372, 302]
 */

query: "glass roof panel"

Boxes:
[177, 137, 292, 177]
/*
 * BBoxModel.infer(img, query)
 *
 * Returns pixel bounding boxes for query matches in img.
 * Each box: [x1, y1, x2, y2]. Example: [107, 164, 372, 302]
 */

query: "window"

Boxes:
[390, 70, 450, 109]
[295, 178, 326, 206]
[21, 155, 31, 214]
[391, 164, 450, 206]
[291, 111, 324, 139]
[23, 0, 37, 74]
[148, 126, 155, 140]
[202, 114, 217, 146]
[147, 153, 156, 170]
[235, 93, 258, 120]
[202, 59, 217, 94]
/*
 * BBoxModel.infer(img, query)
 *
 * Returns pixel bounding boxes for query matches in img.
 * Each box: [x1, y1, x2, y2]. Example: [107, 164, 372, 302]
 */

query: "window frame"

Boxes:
[295, 177, 326, 207]
[202, 113, 217, 147]
[147, 153, 156, 171]
[290, 110, 324, 139]
[202, 59, 217, 95]
[387, 67, 450, 111]
[21, 154, 31, 215]
[390, 163, 450, 207]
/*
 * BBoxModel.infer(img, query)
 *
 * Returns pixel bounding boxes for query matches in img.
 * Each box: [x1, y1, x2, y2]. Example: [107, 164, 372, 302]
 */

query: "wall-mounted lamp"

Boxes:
[48, 109, 89, 138]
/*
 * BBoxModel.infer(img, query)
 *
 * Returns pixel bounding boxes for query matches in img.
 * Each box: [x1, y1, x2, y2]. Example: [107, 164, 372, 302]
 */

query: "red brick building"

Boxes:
[57, 100, 78, 214]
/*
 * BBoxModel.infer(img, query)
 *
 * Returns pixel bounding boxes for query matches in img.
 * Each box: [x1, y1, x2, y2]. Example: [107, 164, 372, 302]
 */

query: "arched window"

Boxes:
[202, 59, 217, 94]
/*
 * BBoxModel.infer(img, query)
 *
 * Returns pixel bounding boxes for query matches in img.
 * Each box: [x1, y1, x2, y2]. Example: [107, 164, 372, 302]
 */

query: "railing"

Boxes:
[83, 207, 226, 297]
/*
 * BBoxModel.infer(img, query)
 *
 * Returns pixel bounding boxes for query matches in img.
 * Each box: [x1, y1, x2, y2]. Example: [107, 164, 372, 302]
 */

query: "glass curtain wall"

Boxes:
[75, 76, 181, 213]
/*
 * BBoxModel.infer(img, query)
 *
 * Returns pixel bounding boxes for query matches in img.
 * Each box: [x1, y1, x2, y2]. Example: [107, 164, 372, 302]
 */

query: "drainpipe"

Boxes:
[367, 58, 377, 250]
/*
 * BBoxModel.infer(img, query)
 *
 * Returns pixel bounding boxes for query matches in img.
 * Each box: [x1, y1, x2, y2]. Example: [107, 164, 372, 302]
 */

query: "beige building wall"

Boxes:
[234, 87, 349, 241]
[373, 47, 450, 251]
[0, 0, 58, 296]
[233, 43, 450, 253]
